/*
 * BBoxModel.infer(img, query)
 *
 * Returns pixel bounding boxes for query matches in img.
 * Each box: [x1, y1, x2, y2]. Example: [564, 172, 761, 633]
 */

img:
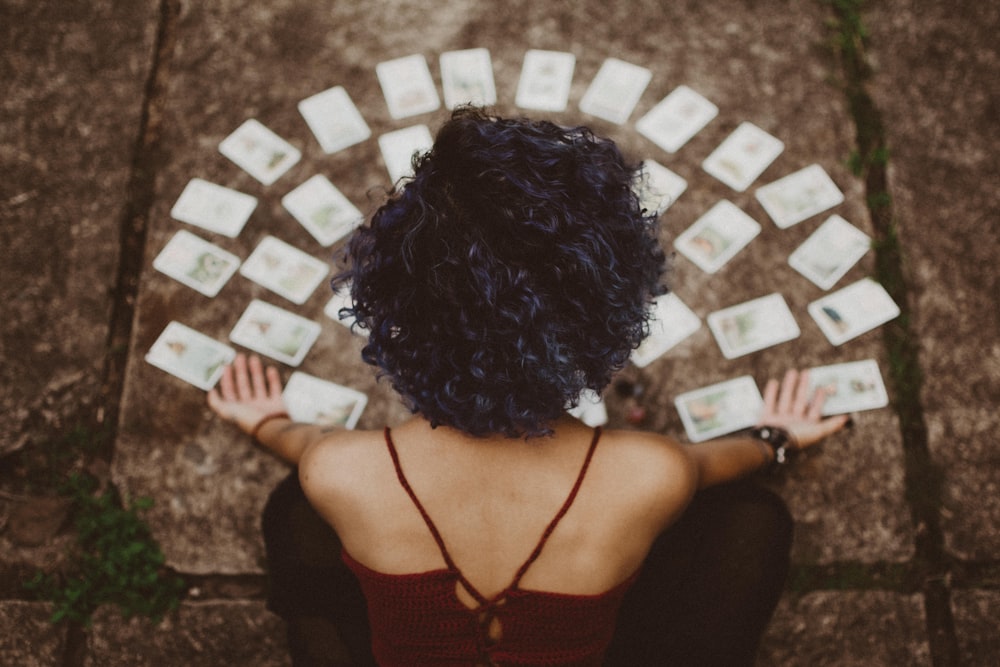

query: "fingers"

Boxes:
[249, 354, 268, 397]
[791, 369, 812, 415]
[776, 369, 798, 415]
[266, 365, 284, 400]
[762, 378, 780, 415]
[234, 353, 252, 400]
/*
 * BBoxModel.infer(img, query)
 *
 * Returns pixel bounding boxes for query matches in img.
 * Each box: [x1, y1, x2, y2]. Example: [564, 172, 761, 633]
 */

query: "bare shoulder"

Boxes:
[298, 428, 390, 525]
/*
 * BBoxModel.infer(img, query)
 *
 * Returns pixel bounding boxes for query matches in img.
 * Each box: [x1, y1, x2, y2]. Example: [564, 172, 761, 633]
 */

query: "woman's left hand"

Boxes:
[207, 353, 288, 435]
[758, 369, 850, 449]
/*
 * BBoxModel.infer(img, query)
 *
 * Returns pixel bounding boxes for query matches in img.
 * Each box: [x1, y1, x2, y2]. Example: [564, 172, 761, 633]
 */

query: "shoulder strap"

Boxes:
[509, 426, 602, 590]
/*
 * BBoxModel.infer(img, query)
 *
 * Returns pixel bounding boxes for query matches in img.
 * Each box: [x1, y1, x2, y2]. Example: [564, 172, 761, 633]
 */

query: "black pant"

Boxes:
[262, 471, 792, 667]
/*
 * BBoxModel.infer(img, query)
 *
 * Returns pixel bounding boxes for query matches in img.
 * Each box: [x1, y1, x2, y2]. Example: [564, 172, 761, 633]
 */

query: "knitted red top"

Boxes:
[342, 427, 637, 666]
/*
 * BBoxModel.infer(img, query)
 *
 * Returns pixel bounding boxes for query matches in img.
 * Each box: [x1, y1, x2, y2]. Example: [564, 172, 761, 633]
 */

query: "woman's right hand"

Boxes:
[758, 369, 851, 449]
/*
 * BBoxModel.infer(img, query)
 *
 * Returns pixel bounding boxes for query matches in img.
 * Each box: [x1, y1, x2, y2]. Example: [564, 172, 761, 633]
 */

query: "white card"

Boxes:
[282, 174, 364, 247]
[636, 85, 719, 153]
[702, 122, 784, 192]
[239, 236, 329, 305]
[230, 299, 322, 367]
[808, 278, 900, 346]
[579, 57, 652, 125]
[298, 86, 371, 154]
[567, 389, 608, 427]
[637, 159, 688, 216]
[674, 376, 764, 442]
[378, 124, 434, 185]
[440, 48, 497, 109]
[170, 178, 258, 238]
[153, 230, 241, 297]
[674, 200, 762, 274]
[631, 293, 702, 368]
[376, 54, 441, 119]
[283, 371, 368, 429]
[789, 215, 871, 289]
[219, 119, 301, 186]
[756, 164, 845, 229]
[807, 359, 889, 416]
[145, 321, 236, 390]
[515, 49, 576, 112]
[708, 293, 800, 359]
[324, 282, 361, 332]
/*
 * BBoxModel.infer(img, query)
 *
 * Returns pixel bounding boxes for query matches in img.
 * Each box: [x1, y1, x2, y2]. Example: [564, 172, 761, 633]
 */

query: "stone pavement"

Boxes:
[2, 0, 997, 664]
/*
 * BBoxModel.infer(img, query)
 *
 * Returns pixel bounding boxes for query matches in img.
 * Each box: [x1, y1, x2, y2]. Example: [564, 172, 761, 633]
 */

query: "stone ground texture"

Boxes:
[2, 1, 998, 665]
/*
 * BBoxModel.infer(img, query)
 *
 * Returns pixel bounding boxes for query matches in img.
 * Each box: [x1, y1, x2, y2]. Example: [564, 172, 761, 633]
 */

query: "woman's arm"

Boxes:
[206, 353, 338, 464]
[689, 369, 850, 489]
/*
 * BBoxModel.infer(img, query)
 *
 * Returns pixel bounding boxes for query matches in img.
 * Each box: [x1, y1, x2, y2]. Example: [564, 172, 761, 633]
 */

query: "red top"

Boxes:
[342, 426, 637, 666]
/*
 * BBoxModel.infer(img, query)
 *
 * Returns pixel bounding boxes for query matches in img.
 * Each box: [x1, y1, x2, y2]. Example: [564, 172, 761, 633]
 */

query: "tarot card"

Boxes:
[637, 159, 688, 216]
[674, 376, 764, 442]
[808, 278, 900, 346]
[298, 86, 371, 154]
[755, 164, 845, 229]
[702, 122, 784, 192]
[282, 174, 364, 247]
[240, 236, 329, 305]
[376, 54, 440, 119]
[515, 49, 576, 112]
[674, 200, 761, 274]
[145, 321, 235, 390]
[219, 119, 301, 186]
[324, 282, 361, 332]
[230, 299, 321, 366]
[636, 85, 719, 153]
[568, 390, 608, 428]
[631, 293, 702, 368]
[153, 229, 240, 297]
[708, 293, 800, 359]
[440, 48, 497, 109]
[807, 359, 889, 416]
[578, 57, 652, 125]
[789, 215, 871, 289]
[378, 124, 434, 185]
[283, 371, 368, 429]
[170, 178, 258, 238]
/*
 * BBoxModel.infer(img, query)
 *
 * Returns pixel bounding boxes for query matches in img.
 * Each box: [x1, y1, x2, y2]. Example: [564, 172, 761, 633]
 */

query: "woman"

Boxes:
[208, 108, 849, 666]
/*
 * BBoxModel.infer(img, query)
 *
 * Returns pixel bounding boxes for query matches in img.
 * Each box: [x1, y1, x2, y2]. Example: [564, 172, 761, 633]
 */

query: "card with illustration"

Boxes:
[631, 293, 702, 368]
[637, 159, 688, 216]
[756, 163, 844, 229]
[579, 57, 652, 125]
[376, 54, 441, 119]
[807, 359, 889, 416]
[170, 178, 258, 238]
[378, 124, 434, 184]
[568, 389, 608, 428]
[240, 236, 329, 305]
[323, 283, 361, 332]
[789, 214, 871, 289]
[282, 174, 364, 247]
[153, 230, 241, 297]
[674, 375, 764, 442]
[219, 119, 301, 186]
[708, 293, 800, 359]
[702, 122, 784, 192]
[636, 85, 719, 153]
[145, 321, 235, 390]
[230, 299, 321, 367]
[808, 278, 900, 346]
[440, 48, 497, 109]
[283, 371, 368, 430]
[674, 200, 761, 274]
[515, 49, 576, 112]
[298, 85, 371, 154]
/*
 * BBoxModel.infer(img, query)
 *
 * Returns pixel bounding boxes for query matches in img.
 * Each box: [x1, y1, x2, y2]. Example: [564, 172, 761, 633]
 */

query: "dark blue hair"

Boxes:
[334, 107, 666, 437]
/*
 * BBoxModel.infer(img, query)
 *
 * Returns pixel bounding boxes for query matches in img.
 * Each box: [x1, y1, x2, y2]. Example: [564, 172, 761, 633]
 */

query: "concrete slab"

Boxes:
[85, 601, 292, 667]
[757, 590, 931, 666]
[951, 590, 1000, 667]
[865, 0, 1000, 559]
[0, 601, 65, 667]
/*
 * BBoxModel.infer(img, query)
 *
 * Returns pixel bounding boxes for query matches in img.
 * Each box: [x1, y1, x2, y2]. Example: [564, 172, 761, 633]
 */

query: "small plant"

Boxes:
[24, 473, 186, 625]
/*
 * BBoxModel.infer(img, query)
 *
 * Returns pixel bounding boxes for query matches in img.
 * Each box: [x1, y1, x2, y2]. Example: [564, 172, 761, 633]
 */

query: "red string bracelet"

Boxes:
[250, 412, 290, 442]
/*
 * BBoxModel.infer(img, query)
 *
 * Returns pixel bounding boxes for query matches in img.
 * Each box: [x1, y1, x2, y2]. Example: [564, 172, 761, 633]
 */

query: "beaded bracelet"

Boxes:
[249, 412, 290, 442]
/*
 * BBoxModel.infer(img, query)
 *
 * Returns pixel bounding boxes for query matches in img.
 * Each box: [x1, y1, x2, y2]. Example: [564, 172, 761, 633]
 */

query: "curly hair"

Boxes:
[333, 107, 666, 438]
